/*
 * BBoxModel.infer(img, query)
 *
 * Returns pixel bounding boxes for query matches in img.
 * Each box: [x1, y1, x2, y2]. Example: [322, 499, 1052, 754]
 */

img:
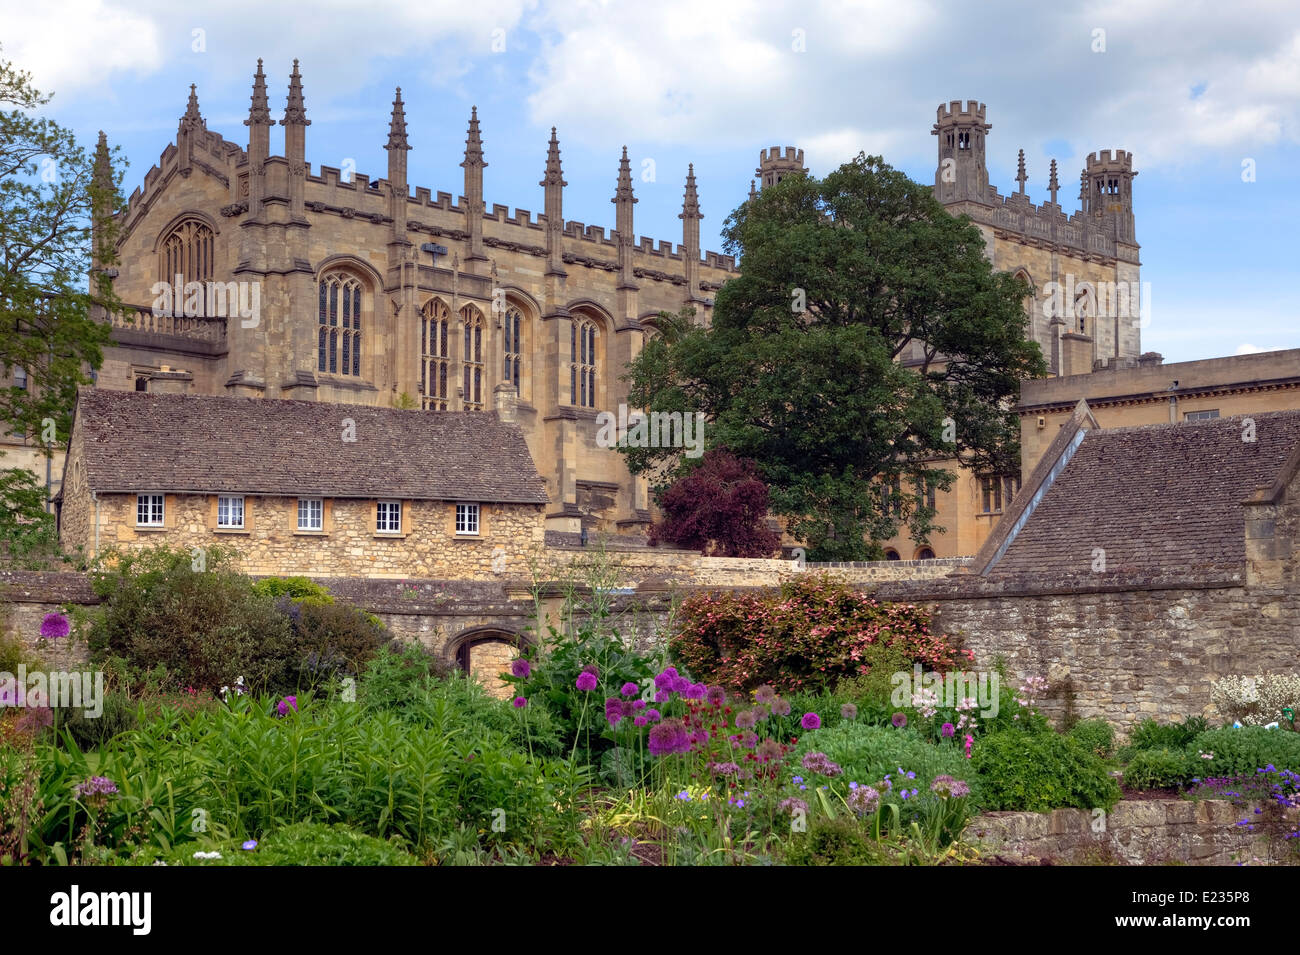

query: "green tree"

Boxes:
[624, 153, 1046, 560]
[0, 465, 59, 567]
[0, 49, 124, 452]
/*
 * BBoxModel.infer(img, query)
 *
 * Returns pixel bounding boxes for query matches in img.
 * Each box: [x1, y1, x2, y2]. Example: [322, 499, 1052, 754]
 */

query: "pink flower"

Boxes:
[575, 671, 598, 692]
[964, 733, 973, 759]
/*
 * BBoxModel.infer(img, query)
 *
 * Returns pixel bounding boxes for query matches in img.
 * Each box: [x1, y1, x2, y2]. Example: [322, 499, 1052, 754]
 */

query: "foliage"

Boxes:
[147, 822, 420, 866]
[670, 573, 970, 692]
[780, 814, 887, 866]
[647, 449, 781, 557]
[358, 640, 448, 711]
[251, 576, 333, 604]
[0, 49, 124, 452]
[791, 722, 977, 804]
[1122, 717, 1210, 758]
[1122, 748, 1192, 790]
[0, 465, 64, 569]
[1189, 727, 1300, 778]
[277, 595, 388, 691]
[622, 155, 1047, 559]
[1068, 719, 1116, 759]
[972, 728, 1121, 812]
[56, 689, 137, 751]
[1210, 674, 1300, 727]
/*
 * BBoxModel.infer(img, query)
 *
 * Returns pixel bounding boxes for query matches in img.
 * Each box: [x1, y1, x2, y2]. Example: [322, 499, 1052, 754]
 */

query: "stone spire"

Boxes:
[1079, 168, 1089, 212]
[282, 59, 310, 127]
[462, 107, 487, 261]
[541, 127, 566, 276]
[387, 87, 411, 152]
[281, 60, 309, 221]
[749, 179, 757, 201]
[244, 60, 273, 217]
[1049, 158, 1059, 205]
[679, 164, 702, 302]
[91, 131, 113, 276]
[180, 84, 205, 131]
[612, 146, 637, 288]
[246, 59, 272, 128]
[1015, 148, 1027, 195]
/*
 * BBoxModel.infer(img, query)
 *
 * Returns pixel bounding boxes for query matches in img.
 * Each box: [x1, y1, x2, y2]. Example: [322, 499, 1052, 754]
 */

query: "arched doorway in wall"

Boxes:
[446, 626, 530, 699]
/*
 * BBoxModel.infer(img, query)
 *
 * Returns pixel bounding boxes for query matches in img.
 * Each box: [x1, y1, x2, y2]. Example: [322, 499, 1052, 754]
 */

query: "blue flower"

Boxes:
[792, 776, 803, 784]
[676, 790, 692, 801]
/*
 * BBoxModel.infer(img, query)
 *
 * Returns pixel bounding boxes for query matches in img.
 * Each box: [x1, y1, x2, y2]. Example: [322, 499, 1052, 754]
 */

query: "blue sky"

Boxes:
[6, 0, 1299, 363]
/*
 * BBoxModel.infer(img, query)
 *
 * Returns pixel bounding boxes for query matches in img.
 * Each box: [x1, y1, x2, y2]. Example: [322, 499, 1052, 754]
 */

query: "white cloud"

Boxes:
[1235, 343, 1287, 355]
[2, 0, 163, 93]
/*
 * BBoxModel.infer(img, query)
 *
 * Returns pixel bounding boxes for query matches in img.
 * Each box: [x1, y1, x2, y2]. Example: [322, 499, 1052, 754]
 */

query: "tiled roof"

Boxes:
[989, 410, 1300, 577]
[71, 389, 550, 504]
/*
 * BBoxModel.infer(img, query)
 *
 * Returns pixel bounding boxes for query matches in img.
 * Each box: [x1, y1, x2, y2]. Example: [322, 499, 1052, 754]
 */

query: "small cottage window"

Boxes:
[137, 494, 164, 526]
[377, 500, 402, 534]
[217, 495, 244, 529]
[456, 503, 480, 536]
[298, 498, 323, 531]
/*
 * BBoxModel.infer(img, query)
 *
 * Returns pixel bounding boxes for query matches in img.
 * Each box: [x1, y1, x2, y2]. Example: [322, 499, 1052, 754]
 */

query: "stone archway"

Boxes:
[447, 627, 529, 698]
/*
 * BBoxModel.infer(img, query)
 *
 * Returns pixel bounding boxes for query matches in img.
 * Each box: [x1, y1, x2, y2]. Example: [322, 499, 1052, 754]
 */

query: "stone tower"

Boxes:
[1083, 149, 1137, 243]
[755, 146, 807, 190]
[931, 100, 991, 203]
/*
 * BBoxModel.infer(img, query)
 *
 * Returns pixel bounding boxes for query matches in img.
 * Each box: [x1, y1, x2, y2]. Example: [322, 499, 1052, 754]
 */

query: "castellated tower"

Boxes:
[931, 100, 991, 203]
[1083, 149, 1137, 243]
[756, 146, 807, 190]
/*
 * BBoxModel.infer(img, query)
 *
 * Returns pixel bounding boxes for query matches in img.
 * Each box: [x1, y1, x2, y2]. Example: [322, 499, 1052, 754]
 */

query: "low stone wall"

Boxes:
[968, 799, 1298, 865]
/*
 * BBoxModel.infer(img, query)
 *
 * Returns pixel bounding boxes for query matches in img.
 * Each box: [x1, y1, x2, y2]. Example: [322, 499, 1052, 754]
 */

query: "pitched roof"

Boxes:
[987, 409, 1300, 578]
[70, 389, 549, 504]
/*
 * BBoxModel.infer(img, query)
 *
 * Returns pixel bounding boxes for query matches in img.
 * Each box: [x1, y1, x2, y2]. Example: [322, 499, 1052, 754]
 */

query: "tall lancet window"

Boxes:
[571, 317, 597, 408]
[421, 298, 451, 410]
[461, 305, 485, 411]
[503, 305, 523, 393]
[159, 218, 214, 314]
[317, 271, 363, 376]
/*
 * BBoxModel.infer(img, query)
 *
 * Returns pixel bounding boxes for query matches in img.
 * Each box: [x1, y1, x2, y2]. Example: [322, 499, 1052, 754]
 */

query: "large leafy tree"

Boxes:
[624, 153, 1046, 560]
[1, 49, 123, 452]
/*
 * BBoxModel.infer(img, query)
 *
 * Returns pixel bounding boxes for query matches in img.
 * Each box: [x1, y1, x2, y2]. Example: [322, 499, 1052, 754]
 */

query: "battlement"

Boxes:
[759, 146, 804, 167]
[934, 99, 989, 126]
[1086, 149, 1135, 172]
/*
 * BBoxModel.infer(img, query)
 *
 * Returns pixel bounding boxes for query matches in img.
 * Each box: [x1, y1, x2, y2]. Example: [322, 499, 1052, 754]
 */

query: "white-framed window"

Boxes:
[137, 493, 164, 526]
[377, 500, 402, 534]
[1185, 409, 1220, 422]
[456, 503, 480, 536]
[298, 498, 323, 531]
[217, 495, 245, 529]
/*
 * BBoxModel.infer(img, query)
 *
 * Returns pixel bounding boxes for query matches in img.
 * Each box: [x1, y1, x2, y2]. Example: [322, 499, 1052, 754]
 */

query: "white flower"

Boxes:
[192, 850, 222, 860]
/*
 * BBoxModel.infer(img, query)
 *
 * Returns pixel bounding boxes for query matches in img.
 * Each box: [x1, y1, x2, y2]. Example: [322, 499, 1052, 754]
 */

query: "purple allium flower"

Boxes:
[632, 699, 647, 710]
[242, 840, 258, 851]
[276, 695, 297, 716]
[800, 712, 822, 730]
[621, 681, 640, 697]
[40, 612, 71, 640]
[801, 751, 842, 777]
[706, 685, 727, 706]
[654, 689, 670, 703]
[581, 663, 599, 678]
[575, 671, 598, 692]
[646, 708, 661, 722]
[684, 682, 706, 700]
[847, 785, 881, 815]
[605, 696, 624, 726]
[757, 738, 784, 761]
[712, 761, 741, 776]
[755, 685, 776, 704]
[840, 703, 858, 720]
[769, 697, 791, 717]
[647, 717, 691, 756]
[654, 667, 678, 689]
[634, 715, 648, 727]
[891, 711, 908, 728]
[778, 796, 808, 815]
[741, 731, 759, 749]
[513, 696, 528, 708]
[510, 658, 531, 679]
[735, 709, 757, 730]
[76, 776, 119, 798]
[941, 722, 955, 738]
[15, 706, 53, 733]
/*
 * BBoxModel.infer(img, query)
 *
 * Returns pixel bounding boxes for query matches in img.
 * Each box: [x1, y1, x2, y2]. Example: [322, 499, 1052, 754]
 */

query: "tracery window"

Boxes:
[503, 305, 523, 393]
[421, 299, 451, 410]
[461, 305, 485, 411]
[571, 318, 597, 408]
[318, 271, 363, 376]
[159, 218, 214, 314]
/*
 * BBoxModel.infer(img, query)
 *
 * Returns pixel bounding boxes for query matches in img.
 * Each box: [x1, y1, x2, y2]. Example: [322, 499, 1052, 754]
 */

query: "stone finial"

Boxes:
[460, 105, 485, 167]
[245, 59, 272, 127]
[612, 146, 636, 204]
[387, 87, 411, 151]
[93, 131, 111, 182]
[1015, 148, 1027, 195]
[1049, 158, 1059, 205]
[679, 163, 701, 219]
[540, 127, 566, 187]
[281, 59, 310, 126]
[749, 179, 757, 201]
[1079, 168, 1088, 200]
[180, 84, 205, 131]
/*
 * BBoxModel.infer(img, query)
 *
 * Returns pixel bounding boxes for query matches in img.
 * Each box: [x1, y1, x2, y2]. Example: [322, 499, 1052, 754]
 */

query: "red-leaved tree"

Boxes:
[648, 449, 782, 557]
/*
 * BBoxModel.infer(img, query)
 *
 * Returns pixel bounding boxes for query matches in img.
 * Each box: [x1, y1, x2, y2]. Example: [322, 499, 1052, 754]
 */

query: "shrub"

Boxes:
[1189, 727, 1300, 778]
[252, 576, 333, 604]
[647, 449, 782, 557]
[792, 723, 976, 803]
[58, 690, 138, 750]
[671, 574, 971, 693]
[1128, 716, 1209, 752]
[1069, 719, 1116, 759]
[279, 597, 389, 690]
[1210, 674, 1300, 727]
[972, 728, 1120, 812]
[1123, 748, 1192, 789]
[87, 545, 296, 694]
[780, 814, 886, 866]
[359, 641, 443, 711]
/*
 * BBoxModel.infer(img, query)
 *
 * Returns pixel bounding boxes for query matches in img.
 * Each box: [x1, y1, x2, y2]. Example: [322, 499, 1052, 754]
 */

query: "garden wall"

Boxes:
[969, 799, 1297, 865]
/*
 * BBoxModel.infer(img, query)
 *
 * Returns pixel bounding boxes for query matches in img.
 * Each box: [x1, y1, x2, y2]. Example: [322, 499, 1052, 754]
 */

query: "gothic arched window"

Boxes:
[571, 317, 597, 408]
[503, 305, 524, 393]
[317, 271, 363, 376]
[461, 305, 485, 411]
[159, 218, 214, 314]
[421, 298, 451, 410]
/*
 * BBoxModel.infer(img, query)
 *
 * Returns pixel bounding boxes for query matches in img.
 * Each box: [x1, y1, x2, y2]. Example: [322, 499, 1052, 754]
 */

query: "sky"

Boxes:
[4, 0, 1299, 364]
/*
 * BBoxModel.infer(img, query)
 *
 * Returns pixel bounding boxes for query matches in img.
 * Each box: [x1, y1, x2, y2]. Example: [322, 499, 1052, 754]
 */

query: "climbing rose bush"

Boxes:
[670, 574, 971, 692]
